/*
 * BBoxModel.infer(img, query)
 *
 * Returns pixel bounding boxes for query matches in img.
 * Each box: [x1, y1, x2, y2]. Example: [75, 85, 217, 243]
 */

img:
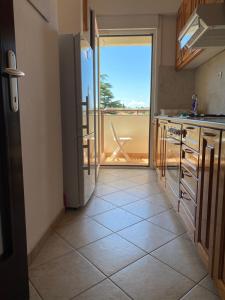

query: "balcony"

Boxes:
[100, 109, 150, 166]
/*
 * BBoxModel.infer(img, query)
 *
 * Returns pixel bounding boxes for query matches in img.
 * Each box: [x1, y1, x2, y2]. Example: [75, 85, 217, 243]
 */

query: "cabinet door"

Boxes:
[196, 128, 221, 273]
[156, 122, 166, 178]
[214, 131, 225, 297]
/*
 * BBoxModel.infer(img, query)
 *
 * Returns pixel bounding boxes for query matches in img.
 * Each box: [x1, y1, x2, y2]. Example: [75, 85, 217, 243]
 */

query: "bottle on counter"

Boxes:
[192, 94, 198, 115]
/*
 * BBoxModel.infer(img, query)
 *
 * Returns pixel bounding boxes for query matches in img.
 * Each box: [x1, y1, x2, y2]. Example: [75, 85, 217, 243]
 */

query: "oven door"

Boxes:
[165, 136, 181, 197]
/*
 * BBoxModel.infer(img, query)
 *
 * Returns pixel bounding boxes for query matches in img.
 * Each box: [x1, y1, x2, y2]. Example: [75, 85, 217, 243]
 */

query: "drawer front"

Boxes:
[180, 184, 197, 225]
[181, 145, 199, 177]
[180, 167, 198, 201]
[182, 124, 200, 152]
[179, 201, 195, 242]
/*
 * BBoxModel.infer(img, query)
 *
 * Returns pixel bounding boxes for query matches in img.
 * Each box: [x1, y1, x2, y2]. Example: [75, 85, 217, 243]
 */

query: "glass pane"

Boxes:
[179, 16, 199, 48]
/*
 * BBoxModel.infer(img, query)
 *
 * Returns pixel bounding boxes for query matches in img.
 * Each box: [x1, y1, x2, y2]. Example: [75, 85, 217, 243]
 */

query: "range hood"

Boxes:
[178, 3, 225, 49]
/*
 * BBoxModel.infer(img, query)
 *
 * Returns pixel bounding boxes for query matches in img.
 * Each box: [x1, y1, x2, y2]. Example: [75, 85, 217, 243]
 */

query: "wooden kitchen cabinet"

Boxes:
[213, 131, 225, 298]
[175, 0, 224, 70]
[196, 128, 221, 273]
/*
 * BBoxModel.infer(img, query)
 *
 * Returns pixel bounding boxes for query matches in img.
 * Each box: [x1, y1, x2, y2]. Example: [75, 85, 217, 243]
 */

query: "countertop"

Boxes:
[155, 115, 225, 130]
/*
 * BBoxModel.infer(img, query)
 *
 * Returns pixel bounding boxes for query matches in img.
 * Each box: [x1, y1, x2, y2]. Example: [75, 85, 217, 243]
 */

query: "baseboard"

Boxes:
[27, 208, 65, 266]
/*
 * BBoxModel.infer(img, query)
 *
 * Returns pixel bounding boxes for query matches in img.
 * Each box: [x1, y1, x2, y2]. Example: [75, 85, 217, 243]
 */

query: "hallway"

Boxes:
[29, 169, 219, 300]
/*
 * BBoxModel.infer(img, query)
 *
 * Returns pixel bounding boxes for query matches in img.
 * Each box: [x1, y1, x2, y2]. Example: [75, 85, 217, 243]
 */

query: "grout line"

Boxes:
[68, 278, 107, 300]
[107, 277, 134, 300]
[77, 243, 148, 280]
[29, 281, 44, 300]
[178, 274, 211, 300]
[149, 253, 207, 285]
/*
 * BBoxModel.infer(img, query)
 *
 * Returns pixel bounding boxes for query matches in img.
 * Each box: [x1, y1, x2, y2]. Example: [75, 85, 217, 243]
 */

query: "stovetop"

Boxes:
[180, 114, 225, 118]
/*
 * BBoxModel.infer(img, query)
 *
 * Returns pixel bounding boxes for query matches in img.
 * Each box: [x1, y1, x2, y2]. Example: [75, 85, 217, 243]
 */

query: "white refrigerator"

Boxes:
[59, 33, 96, 208]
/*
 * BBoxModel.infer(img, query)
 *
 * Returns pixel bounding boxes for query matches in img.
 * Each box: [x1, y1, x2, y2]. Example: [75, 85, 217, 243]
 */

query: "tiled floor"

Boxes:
[29, 168, 220, 300]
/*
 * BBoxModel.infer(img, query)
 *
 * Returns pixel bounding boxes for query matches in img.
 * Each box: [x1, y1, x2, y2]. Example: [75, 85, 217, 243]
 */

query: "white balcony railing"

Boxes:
[100, 109, 150, 165]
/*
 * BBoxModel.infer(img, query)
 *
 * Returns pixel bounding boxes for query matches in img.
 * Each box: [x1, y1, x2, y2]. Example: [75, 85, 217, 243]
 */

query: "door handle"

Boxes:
[202, 132, 217, 137]
[4, 50, 25, 113]
[4, 68, 25, 78]
[83, 140, 91, 175]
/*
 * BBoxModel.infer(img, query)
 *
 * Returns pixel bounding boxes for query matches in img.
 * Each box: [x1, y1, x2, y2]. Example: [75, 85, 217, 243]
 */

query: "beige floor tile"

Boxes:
[29, 283, 42, 300]
[199, 275, 219, 296]
[30, 252, 105, 300]
[122, 199, 168, 219]
[118, 220, 176, 252]
[111, 255, 195, 300]
[128, 173, 157, 185]
[125, 183, 162, 198]
[145, 193, 173, 209]
[56, 209, 89, 228]
[148, 209, 186, 235]
[83, 196, 115, 217]
[30, 233, 73, 268]
[93, 208, 141, 232]
[109, 179, 137, 190]
[151, 236, 207, 282]
[181, 285, 220, 300]
[78, 234, 145, 276]
[95, 184, 119, 197]
[73, 279, 131, 299]
[102, 190, 140, 207]
[56, 218, 112, 249]
[97, 173, 118, 184]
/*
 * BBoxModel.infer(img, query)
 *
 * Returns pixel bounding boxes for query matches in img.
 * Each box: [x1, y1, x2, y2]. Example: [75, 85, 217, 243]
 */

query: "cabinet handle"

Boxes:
[185, 126, 195, 130]
[182, 170, 192, 178]
[184, 148, 194, 154]
[202, 132, 217, 137]
[181, 191, 191, 201]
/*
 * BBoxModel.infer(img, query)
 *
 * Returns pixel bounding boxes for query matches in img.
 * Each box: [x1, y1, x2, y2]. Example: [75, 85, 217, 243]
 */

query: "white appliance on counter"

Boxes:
[59, 33, 96, 208]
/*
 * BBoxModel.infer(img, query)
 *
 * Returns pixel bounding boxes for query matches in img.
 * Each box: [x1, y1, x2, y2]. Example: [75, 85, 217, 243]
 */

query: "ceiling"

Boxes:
[89, 0, 182, 16]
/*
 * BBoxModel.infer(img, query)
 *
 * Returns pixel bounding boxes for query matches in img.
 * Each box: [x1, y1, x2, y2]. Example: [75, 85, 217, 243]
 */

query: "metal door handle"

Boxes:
[203, 132, 217, 137]
[83, 141, 91, 175]
[4, 68, 25, 78]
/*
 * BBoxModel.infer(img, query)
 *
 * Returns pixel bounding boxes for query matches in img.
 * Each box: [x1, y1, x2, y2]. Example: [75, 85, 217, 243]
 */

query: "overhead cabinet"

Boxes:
[176, 0, 224, 70]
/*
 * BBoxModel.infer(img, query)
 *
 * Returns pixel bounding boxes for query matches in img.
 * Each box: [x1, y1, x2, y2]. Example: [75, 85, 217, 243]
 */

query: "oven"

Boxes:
[165, 123, 182, 197]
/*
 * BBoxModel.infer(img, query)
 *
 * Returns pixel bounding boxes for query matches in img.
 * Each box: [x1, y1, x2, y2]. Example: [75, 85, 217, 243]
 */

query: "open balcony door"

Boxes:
[91, 10, 101, 177]
[0, 1, 29, 299]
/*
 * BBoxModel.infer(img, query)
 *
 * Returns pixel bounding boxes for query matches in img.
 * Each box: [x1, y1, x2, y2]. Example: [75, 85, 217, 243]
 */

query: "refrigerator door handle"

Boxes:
[82, 95, 89, 134]
[83, 140, 91, 175]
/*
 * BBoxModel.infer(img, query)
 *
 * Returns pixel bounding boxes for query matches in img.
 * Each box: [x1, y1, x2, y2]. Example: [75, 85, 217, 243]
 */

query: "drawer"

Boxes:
[180, 184, 197, 225]
[180, 167, 198, 200]
[182, 124, 200, 152]
[179, 201, 195, 242]
[181, 145, 199, 177]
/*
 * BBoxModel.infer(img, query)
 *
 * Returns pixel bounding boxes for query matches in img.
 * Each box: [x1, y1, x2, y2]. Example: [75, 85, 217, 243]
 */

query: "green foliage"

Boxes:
[100, 74, 125, 109]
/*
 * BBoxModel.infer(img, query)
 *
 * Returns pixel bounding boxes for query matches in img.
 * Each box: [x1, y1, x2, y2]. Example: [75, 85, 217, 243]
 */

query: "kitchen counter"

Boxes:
[155, 115, 225, 130]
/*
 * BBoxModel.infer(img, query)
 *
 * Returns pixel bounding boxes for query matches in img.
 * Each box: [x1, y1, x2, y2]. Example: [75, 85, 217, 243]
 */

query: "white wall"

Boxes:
[89, 0, 181, 15]
[58, 0, 83, 34]
[13, 0, 63, 254]
[195, 50, 225, 114]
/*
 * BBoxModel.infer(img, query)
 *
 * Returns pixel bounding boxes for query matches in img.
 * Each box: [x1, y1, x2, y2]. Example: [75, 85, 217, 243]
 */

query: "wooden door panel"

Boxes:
[197, 129, 220, 273]
[214, 132, 225, 297]
[199, 141, 214, 252]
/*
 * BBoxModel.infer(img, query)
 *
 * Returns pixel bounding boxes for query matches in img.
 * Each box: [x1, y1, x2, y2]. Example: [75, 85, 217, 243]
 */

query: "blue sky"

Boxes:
[100, 44, 152, 108]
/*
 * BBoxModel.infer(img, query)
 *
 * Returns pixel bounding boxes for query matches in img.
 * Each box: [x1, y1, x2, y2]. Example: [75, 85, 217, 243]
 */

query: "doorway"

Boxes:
[99, 35, 153, 167]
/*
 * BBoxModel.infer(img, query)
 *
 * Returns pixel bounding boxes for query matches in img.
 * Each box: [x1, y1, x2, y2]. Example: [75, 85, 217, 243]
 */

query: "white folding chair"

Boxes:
[110, 123, 132, 162]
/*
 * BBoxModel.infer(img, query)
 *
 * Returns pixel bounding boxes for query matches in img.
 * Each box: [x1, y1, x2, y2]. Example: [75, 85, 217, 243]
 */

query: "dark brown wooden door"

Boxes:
[196, 128, 220, 274]
[213, 131, 225, 297]
[0, 1, 29, 299]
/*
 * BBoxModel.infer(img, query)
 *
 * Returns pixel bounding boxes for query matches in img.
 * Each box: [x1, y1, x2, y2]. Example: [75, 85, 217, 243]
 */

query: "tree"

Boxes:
[100, 74, 125, 109]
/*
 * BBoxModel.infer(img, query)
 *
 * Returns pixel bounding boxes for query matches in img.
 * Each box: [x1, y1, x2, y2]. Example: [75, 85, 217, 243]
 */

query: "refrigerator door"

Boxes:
[79, 38, 95, 137]
[81, 133, 96, 205]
